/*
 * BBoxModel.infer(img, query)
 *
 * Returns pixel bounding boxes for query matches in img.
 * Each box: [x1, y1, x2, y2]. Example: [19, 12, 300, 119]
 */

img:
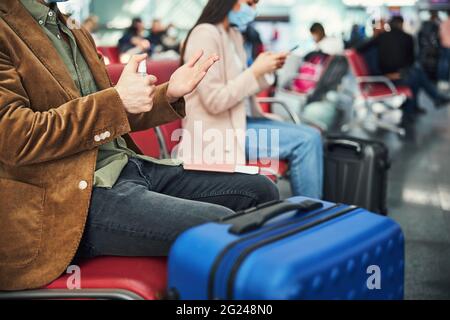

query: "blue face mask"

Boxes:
[228, 3, 257, 32]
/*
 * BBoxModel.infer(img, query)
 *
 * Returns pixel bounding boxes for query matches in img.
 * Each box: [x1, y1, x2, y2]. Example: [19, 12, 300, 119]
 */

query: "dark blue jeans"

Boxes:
[76, 158, 279, 258]
[396, 65, 442, 113]
[438, 47, 450, 81]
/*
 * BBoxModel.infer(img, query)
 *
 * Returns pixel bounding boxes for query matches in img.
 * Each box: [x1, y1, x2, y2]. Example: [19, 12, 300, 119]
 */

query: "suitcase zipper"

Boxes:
[225, 205, 359, 300]
[207, 203, 342, 299]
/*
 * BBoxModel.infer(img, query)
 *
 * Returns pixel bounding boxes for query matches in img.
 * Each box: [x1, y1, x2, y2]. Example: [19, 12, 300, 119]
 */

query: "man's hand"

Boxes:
[166, 50, 219, 103]
[115, 54, 157, 114]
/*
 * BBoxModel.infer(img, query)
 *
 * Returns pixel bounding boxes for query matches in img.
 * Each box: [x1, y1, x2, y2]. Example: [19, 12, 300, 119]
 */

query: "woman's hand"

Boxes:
[251, 52, 289, 79]
[166, 50, 220, 103]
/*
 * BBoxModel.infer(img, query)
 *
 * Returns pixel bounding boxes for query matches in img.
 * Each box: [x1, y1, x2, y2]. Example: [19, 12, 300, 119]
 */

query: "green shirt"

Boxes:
[21, 0, 180, 189]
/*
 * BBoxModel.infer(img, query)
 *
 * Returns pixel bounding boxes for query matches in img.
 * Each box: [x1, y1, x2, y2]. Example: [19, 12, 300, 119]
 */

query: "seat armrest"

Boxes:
[257, 98, 327, 132]
[155, 127, 170, 159]
[0, 289, 143, 300]
[256, 98, 302, 124]
[356, 76, 399, 96]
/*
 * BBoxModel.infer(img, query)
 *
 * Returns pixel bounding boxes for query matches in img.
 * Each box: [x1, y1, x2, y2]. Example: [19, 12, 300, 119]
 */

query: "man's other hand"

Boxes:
[166, 50, 220, 103]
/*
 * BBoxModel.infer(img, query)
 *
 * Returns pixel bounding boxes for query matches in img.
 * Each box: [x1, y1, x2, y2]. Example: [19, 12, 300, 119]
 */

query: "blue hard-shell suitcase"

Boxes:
[168, 197, 404, 300]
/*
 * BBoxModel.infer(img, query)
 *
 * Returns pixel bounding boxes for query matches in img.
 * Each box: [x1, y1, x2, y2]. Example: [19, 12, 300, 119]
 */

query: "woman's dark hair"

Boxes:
[128, 17, 143, 36]
[180, 0, 238, 63]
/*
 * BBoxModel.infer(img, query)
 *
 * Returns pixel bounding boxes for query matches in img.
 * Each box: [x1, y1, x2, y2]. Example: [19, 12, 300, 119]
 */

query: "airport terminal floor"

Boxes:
[348, 97, 450, 299]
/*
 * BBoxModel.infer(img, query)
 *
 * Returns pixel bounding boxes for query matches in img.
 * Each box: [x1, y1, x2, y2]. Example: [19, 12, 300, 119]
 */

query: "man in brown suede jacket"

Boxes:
[0, 0, 279, 291]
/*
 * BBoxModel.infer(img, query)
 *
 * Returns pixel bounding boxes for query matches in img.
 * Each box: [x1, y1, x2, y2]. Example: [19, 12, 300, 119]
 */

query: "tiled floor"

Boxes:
[347, 104, 450, 299]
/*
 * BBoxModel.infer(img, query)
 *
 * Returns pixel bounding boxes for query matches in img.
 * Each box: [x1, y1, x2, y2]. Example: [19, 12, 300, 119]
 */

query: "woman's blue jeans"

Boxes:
[246, 117, 324, 199]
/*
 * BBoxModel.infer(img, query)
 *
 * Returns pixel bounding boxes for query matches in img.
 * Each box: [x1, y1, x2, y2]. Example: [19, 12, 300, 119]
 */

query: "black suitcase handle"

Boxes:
[224, 200, 323, 235]
[326, 139, 362, 153]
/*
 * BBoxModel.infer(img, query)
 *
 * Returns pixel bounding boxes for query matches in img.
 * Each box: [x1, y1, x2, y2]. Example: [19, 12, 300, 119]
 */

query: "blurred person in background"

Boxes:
[179, 0, 324, 198]
[361, 19, 386, 76]
[148, 19, 168, 53]
[118, 17, 151, 62]
[310, 22, 344, 56]
[346, 24, 366, 49]
[373, 18, 387, 37]
[82, 15, 99, 44]
[162, 24, 181, 53]
[439, 10, 450, 90]
[357, 16, 449, 121]
[148, 19, 180, 55]
[419, 10, 442, 83]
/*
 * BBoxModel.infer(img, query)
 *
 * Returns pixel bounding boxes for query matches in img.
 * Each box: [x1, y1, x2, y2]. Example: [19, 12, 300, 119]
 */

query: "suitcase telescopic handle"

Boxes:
[226, 200, 323, 235]
[327, 140, 362, 153]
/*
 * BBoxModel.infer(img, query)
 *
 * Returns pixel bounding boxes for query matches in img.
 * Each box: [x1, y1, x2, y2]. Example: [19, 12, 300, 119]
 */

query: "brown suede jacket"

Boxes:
[0, 0, 185, 290]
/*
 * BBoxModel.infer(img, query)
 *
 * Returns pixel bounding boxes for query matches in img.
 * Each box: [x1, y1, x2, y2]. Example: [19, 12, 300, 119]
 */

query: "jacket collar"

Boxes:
[0, 0, 111, 98]
[67, 19, 112, 91]
[20, 0, 59, 26]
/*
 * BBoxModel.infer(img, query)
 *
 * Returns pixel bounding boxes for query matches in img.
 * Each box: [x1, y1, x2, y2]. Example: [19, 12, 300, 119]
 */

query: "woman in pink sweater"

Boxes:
[177, 0, 323, 198]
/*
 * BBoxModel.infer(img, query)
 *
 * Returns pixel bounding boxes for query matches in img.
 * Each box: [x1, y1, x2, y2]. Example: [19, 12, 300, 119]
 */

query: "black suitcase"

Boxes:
[323, 136, 390, 215]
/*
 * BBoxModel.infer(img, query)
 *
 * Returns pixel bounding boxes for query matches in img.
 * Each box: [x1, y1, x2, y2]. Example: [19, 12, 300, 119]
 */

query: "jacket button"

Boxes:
[94, 135, 101, 142]
[100, 131, 110, 140]
[78, 181, 88, 190]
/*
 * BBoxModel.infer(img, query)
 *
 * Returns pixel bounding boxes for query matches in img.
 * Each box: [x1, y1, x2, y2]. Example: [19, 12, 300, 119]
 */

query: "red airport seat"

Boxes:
[346, 49, 370, 77]
[157, 119, 182, 158]
[44, 257, 168, 300]
[291, 54, 329, 95]
[0, 257, 167, 300]
[97, 46, 120, 65]
[130, 129, 161, 158]
[105, 63, 125, 84]
[255, 160, 290, 182]
[344, 49, 411, 136]
[258, 89, 274, 113]
[147, 59, 180, 82]
[345, 49, 412, 101]
[105, 59, 180, 86]
[360, 83, 412, 100]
